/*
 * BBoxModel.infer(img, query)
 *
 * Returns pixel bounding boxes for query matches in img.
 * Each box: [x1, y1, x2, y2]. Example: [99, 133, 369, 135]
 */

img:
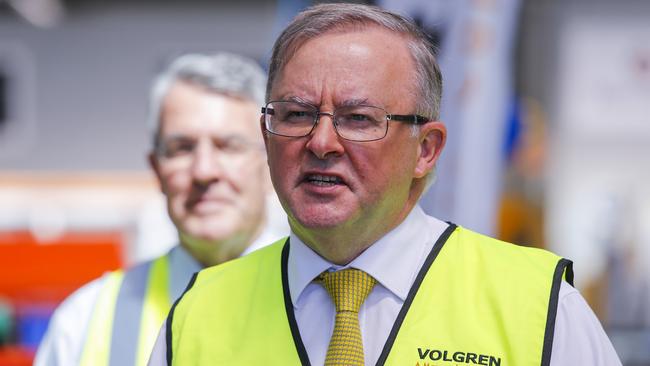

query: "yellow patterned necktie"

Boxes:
[318, 268, 377, 366]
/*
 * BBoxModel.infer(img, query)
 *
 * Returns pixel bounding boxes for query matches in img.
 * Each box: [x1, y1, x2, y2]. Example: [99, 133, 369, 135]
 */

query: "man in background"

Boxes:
[35, 52, 285, 366]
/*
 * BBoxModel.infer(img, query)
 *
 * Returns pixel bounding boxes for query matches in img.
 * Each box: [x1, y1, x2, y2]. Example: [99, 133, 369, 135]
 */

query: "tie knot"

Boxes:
[319, 268, 377, 313]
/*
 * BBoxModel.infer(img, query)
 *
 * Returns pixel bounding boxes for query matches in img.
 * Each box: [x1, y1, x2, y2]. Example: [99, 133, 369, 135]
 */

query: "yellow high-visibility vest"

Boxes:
[168, 224, 573, 366]
[80, 254, 171, 366]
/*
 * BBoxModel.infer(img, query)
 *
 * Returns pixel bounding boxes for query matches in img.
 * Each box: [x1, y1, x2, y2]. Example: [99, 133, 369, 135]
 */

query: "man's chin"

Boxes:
[180, 217, 238, 243]
[290, 208, 354, 231]
[189, 201, 230, 216]
[181, 230, 237, 245]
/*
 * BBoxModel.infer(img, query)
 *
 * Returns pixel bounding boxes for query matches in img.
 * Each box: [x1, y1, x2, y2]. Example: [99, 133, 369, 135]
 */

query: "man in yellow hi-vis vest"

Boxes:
[149, 4, 621, 366]
[34, 53, 287, 366]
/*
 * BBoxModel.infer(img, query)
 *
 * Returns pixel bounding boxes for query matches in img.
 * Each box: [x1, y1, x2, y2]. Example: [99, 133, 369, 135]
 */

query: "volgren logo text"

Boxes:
[417, 348, 501, 366]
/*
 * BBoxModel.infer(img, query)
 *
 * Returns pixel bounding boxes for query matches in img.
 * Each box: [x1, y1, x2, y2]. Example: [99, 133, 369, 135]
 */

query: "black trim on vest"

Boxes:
[540, 258, 573, 366]
[166, 271, 199, 366]
[375, 222, 457, 366]
[281, 239, 312, 366]
[564, 261, 574, 287]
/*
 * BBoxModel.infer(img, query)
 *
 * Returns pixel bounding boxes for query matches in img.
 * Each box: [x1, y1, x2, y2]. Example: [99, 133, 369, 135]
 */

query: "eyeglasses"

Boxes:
[262, 101, 429, 142]
[155, 135, 262, 169]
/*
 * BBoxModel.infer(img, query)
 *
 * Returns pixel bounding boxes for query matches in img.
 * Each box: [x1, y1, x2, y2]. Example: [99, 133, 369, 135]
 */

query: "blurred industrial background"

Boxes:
[0, 0, 648, 364]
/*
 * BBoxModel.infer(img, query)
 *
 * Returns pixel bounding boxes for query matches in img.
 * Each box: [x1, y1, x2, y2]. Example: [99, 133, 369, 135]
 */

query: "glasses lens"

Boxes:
[335, 105, 388, 141]
[266, 101, 317, 137]
[158, 137, 195, 159]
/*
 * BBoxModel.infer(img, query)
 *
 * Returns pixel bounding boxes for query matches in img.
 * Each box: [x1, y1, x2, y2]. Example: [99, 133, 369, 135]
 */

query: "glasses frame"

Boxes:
[261, 100, 430, 142]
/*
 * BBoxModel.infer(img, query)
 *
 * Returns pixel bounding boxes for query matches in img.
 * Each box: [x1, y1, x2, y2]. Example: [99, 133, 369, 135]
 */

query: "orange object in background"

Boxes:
[0, 346, 37, 366]
[0, 230, 124, 304]
[0, 230, 124, 365]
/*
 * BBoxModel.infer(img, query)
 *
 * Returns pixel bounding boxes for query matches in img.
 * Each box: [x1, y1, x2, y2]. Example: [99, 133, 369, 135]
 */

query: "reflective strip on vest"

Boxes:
[80, 271, 124, 366]
[136, 255, 170, 366]
[81, 255, 171, 366]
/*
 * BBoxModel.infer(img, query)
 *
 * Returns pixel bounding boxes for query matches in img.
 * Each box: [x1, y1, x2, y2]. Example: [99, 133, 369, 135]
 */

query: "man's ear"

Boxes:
[148, 151, 165, 193]
[258, 114, 274, 193]
[260, 114, 270, 149]
[414, 121, 446, 178]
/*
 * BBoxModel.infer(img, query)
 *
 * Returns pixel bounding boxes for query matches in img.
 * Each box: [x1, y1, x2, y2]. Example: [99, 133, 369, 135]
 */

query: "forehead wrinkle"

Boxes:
[160, 126, 256, 141]
[273, 67, 322, 103]
[275, 30, 406, 110]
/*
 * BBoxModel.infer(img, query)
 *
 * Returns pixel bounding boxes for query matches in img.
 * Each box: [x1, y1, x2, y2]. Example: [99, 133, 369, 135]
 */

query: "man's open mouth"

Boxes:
[305, 174, 344, 186]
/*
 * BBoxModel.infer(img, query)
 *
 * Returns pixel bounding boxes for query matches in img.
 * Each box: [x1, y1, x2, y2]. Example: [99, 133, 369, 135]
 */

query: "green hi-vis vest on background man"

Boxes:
[80, 254, 171, 366]
[167, 224, 573, 366]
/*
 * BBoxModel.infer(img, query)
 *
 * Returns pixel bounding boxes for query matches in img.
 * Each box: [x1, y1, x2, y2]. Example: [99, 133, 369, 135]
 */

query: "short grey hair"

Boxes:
[266, 3, 442, 122]
[148, 52, 267, 147]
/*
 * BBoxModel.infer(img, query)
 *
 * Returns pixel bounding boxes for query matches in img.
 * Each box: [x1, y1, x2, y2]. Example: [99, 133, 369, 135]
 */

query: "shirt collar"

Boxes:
[171, 244, 203, 272]
[287, 232, 333, 308]
[168, 244, 203, 299]
[287, 205, 448, 307]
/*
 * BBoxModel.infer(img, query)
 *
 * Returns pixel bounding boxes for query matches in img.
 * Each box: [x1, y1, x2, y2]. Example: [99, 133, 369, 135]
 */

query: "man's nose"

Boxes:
[190, 142, 223, 183]
[305, 114, 345, 159]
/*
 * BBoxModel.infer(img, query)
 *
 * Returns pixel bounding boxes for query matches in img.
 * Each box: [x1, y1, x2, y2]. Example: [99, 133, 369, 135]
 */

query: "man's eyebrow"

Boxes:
[283, 95, 315, 105]
[278, 96, 373, 107]
[160, 134, 194, 142]
[339, 98, 371, 107]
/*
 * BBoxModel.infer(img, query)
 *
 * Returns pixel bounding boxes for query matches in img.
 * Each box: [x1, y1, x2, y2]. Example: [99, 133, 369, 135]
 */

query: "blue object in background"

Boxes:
[16, 305, 53, 350]
[503, 97, 522, 163]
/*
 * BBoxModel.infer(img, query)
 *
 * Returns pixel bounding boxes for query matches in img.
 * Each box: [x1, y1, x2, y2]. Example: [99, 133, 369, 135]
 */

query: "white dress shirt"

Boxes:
[148, 206, 621, 365]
